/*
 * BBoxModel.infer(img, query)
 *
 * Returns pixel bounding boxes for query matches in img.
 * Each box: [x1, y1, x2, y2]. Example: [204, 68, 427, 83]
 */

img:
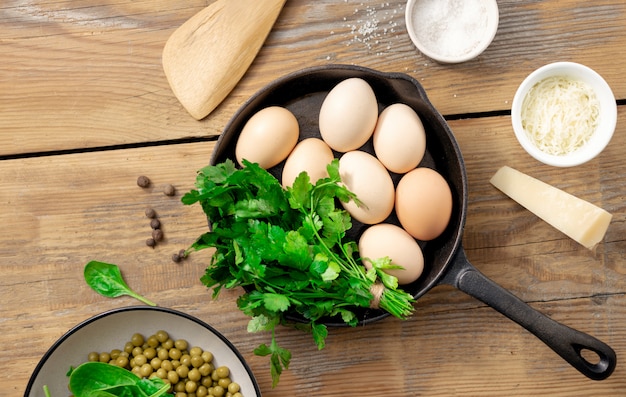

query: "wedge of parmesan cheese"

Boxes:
[490, 166, 612, 250]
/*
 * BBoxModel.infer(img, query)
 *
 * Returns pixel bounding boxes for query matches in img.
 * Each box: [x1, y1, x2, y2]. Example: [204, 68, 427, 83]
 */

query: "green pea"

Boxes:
[174, 339, 188, 351]
[155, 330, 169, 343]
[99, 352, 110, 363]
[130, 333, 144, 347]
[216, 366, 230, 378]
[133, 354, 147, 367]
[228, 382, 241, 394]
[169, 348, 182, 360]
[87, 352, 99, 362]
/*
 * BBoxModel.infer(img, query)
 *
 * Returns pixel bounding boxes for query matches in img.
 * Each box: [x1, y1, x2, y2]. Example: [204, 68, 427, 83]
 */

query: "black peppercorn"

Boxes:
[163, 184, 176, 196]
[172, 253, 182, 263]
[146, 238, 156, 248]
[152, 229, 164, 242]
[145, 207, 156, 219]
[150, 218, 161, 229]
[137, 176, 151, 188]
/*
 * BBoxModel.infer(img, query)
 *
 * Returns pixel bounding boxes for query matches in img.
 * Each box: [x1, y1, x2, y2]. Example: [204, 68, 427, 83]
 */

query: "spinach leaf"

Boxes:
[84, 261, 156, 306]
[69, 362, 170, 397]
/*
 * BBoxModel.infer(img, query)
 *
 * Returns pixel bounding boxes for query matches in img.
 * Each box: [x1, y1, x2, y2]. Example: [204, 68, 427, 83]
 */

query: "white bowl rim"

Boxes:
[405, 0, 499, 63]
[25, 306, 262, 396]
[511, 61, 617, 167]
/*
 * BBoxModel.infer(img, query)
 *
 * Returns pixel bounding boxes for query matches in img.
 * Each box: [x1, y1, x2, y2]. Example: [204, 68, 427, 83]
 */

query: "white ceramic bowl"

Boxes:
[25, 306, 261, 397]
[405, 0, 499, 63]
[511, 62, 617, 167]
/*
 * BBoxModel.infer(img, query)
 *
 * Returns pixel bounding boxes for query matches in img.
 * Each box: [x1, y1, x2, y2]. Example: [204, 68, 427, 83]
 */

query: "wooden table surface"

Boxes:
[3, 1, 626, 395]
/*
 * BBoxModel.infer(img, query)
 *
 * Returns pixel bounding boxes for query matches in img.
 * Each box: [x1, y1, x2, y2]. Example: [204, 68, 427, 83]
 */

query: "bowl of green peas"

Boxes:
[25, 306, 261, 397]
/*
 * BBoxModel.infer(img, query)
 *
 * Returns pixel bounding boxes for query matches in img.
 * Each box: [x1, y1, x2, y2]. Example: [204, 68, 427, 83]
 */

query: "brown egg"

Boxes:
[319, 78, 378, 152]
[373, 103, 426, 173]
[235, 106, 299, 169]
[339, 151, 394, 225]
[281, 138, 335, 187]
[359, 223, 424, 285]
[395, 167, 453, 241]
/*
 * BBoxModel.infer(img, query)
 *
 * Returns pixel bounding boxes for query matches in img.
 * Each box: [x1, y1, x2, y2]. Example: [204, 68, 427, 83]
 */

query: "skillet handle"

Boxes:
[444, 250, 616, 381]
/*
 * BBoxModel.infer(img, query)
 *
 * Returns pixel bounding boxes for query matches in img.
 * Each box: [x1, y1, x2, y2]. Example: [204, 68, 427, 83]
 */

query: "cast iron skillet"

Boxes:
[210, 64, 616, 381]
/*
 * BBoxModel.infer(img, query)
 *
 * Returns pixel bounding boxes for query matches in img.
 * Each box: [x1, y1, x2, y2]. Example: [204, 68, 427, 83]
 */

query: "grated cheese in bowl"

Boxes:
[511, 62, 617, 167]
[520, 76, 600, 156]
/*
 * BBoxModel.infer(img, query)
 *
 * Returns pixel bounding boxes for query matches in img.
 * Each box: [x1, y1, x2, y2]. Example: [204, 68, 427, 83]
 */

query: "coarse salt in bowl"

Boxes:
[405, 0, 499, 63]
[511, 62, 617, 167]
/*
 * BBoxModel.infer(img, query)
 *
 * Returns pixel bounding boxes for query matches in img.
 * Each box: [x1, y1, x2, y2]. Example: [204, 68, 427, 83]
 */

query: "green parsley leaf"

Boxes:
[311, 322, 328, 350]
[262, 293, 291, 312]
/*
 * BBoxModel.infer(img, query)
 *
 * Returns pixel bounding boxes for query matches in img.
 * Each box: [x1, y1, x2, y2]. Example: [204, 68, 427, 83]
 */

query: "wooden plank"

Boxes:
[2, 0, 626, 155]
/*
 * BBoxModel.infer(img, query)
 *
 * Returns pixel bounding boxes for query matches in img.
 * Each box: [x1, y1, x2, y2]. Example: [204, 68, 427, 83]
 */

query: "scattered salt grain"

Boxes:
[341, 2, 404, 55]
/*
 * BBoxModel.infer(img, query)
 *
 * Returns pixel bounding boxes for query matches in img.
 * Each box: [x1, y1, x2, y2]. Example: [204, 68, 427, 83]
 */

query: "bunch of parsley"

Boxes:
[182, 159, 415, 387]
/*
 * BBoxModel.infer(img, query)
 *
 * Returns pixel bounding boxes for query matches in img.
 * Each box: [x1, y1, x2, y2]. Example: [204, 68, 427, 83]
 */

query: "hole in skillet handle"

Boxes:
[210, 64, 467, 327]
[577, 346, 616, 380]
[580, 348, 603, 366]
[548, 327, 616, 381]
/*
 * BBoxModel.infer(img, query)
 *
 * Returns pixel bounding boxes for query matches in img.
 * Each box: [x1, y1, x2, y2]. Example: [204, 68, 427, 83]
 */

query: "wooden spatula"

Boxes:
[162, 0, 287, 120]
